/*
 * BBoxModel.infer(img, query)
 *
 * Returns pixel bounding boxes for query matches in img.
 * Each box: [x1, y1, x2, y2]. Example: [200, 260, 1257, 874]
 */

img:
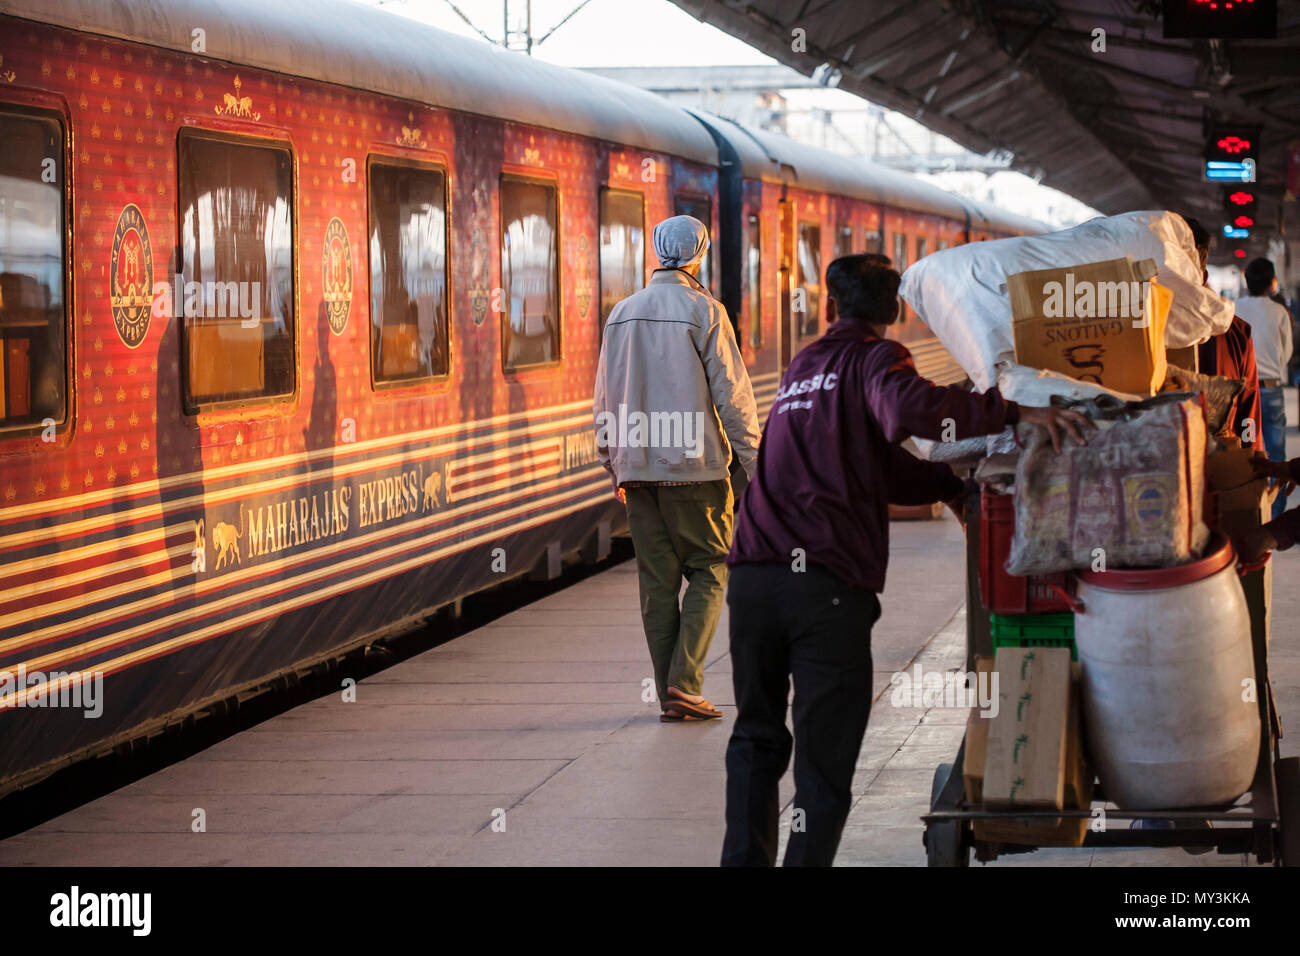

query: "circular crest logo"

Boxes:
[322, 217, 352, 335]
[109, 203, 153, 349]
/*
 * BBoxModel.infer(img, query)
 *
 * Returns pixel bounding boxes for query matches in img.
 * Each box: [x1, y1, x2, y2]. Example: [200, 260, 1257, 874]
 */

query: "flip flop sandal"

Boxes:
[663, 698, 722, 720]
[659, 712, 685, 722]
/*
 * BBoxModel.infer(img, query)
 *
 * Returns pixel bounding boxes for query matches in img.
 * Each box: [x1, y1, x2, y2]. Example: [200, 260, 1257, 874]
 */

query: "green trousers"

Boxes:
[624, 479, 734, 704]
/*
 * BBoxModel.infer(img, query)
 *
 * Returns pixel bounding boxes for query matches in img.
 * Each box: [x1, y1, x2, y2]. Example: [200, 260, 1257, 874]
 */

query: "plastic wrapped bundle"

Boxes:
[1006, 395, 1209, 574]
[899, 211, 1235, 391]
[911, 361, 1141, 464]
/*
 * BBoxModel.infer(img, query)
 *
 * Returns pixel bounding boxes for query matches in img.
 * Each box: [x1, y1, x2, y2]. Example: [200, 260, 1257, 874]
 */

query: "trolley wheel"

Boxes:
[1277, 757, 1300, 867]
[925, 762, 969, 868]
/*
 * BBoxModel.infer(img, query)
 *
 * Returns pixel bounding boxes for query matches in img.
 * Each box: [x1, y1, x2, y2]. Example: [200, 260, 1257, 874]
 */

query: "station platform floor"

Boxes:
[2, 415, 1297, 867]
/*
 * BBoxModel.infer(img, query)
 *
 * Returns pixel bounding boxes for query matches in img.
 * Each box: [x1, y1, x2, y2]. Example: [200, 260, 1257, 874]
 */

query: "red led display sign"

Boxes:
[1206, 125, 1261, 162]
[1163, 0, 1278, 38]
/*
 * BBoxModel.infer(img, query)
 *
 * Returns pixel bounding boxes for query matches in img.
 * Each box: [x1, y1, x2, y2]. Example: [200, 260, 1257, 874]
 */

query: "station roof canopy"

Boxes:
[670, 0, 1300, 261]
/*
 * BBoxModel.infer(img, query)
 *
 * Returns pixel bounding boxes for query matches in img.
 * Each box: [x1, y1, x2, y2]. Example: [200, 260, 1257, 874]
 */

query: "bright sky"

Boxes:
[367, 0, 775, 66]
[360, 0, 1100, 227]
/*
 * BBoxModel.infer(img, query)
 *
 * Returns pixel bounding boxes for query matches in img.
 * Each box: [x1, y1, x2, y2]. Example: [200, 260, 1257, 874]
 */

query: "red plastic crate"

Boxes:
[978, 489, 1074, 614]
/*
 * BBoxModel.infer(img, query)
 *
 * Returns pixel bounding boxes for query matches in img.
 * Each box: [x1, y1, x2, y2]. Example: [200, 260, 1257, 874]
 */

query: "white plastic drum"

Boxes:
[1073, 533, 1260, 809]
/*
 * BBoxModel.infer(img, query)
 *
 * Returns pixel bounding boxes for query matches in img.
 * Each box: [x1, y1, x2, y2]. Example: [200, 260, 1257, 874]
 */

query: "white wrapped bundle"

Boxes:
[899, 211, 1234, 391]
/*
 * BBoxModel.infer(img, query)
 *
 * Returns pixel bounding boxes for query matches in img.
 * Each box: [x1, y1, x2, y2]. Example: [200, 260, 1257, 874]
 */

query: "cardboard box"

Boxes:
[974, 662, 1092, 847]
[1009, 257, 1171, 396]
[982, 646, 1072, 810]
[962, 655, 995, 804]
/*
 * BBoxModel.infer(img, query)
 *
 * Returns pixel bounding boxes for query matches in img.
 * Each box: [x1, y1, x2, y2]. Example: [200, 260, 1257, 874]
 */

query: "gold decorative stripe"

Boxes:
[0, 541, 191, 608]
[0, 399, 594, 524]
[0, 487, 608, 709]
[1, 412, 592, 551]
[8, 478, 610, 678]
[2, 469, 607, 657]
[444, 439, 563, 504]
[0, 522, 192, 580]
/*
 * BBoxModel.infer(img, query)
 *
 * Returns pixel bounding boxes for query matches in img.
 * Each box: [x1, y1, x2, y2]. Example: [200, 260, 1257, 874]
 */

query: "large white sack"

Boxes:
[899, 211, 1235, 391]
[911, 361, 1141, 463]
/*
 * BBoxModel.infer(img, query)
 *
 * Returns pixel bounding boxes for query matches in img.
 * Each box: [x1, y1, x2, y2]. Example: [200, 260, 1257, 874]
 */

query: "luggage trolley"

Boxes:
[921, 489, 1300, 867]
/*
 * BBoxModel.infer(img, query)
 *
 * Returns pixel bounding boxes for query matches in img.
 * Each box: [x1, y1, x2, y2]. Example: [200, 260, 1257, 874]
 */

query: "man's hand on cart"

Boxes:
[1252, 456, 1297, 491]
[1237, 528, 1278, 566]
[1018, 405, 1096, 453]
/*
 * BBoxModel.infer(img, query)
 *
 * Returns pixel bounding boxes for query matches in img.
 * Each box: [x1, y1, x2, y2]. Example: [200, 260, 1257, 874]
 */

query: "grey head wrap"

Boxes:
[652, 215, 709, 269]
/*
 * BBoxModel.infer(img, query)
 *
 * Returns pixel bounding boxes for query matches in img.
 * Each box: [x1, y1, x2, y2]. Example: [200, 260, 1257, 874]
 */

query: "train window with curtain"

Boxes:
[893, 232, 909, 270]
[672, 194, 712, 291]
[863, 228, 882, 254]
[598, 188, 644, 335]
[368, 159, 450, 383]
[937, 238, 950, 251]
[835, 223, 854, 259]
[746, 212, 762, 348]
[796, 222, 821, 337]
[0, 107, 66, 430]
[917, 237, 929, 259]
[501, 176, 560, 369]
[178, 131, 294, 410]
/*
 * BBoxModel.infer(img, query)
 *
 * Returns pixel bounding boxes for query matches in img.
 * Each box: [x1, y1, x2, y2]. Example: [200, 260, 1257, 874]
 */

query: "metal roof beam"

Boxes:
[939, 69, 1023, 116]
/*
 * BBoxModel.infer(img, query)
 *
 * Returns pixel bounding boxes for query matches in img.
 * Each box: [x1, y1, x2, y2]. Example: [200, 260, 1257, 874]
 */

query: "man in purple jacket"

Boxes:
[720, 254, 1091, 867]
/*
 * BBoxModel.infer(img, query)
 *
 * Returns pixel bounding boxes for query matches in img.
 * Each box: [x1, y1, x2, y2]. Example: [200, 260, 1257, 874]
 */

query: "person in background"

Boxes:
[1236, 257, 1293, 518]
[1284, 286, 1300, 387]
[1183, 217, 1260, 446]
[720, 255, 1093, 867]
[593, 215, 761, 722]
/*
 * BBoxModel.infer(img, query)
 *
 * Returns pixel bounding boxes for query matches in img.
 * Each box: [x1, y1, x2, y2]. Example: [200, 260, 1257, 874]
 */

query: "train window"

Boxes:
[746, 212, 762, 348]
[178, 131, 294, 409]
[368, 159, 450, 383]
[672, 194, 712, 291]
[598, 188, 644, 335]
[796, 222, 821, 337]
[0, 108, 66, 430]
[501, 176, 560, 369]
[835, 224, 854, 259]
[863, 228, 882, 255]
[893, 233, 909, 271]
[937, 238, 950, 251]
[917, 237, 929, 259]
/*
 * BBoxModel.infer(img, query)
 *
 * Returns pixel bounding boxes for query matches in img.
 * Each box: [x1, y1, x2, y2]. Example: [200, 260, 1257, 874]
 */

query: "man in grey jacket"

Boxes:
[594, 216, 761, 722]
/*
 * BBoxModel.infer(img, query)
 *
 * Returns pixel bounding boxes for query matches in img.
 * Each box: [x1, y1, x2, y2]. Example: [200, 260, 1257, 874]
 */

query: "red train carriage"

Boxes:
[0, 0, 1045, 794]
[0, 0, 722, 791]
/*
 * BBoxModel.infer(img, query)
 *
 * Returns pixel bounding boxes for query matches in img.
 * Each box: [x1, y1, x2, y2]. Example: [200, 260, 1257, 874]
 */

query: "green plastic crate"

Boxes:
[989, 612, 1076, 660]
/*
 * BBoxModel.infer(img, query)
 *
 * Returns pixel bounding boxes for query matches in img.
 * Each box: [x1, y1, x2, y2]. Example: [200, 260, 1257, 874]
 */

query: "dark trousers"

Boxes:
[721, 562, 880, 867]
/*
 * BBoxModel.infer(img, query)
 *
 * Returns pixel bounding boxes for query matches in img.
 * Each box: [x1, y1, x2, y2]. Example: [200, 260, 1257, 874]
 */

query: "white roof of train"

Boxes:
[0, 0, 720, 165]
[691, 111, 1047, 236]
[692, 111, 966, 220]
[0, 0, 1048, 236]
